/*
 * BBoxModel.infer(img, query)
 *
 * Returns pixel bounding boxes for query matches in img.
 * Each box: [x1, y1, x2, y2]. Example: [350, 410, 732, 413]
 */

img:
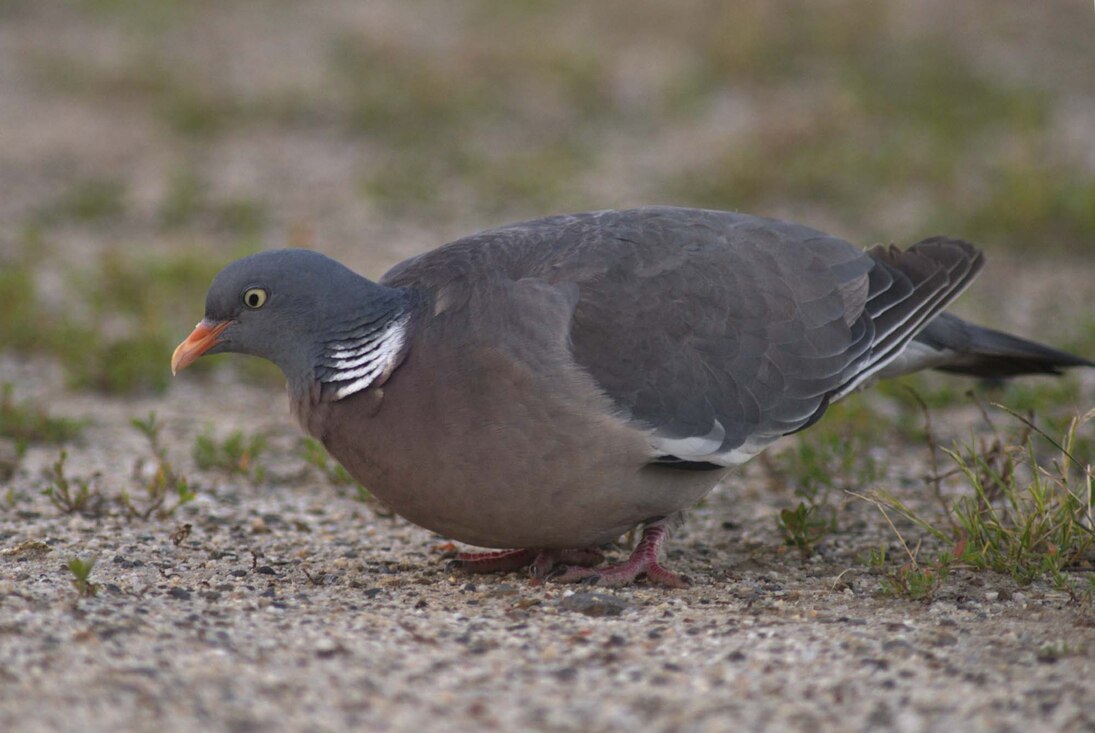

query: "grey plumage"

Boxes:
[381, 209, 987, 465]
[909, 312, 1093, 378]
[175, 206, 1093, 576]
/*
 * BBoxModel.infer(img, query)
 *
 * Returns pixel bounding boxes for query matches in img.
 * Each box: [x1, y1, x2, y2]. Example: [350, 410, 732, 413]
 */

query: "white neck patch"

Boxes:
[316, 313, 410, 401]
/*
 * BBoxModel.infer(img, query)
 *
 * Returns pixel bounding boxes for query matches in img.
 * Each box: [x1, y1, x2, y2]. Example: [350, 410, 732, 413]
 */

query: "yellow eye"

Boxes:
[242, 287, 268, 309]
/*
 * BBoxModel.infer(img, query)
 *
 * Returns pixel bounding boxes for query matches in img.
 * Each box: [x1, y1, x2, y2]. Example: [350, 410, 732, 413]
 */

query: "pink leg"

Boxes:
[455, 548, 537, 574]
[455, 547, 605, 576]
[456, 547, 606, 577]
[550, 523, 688, 588]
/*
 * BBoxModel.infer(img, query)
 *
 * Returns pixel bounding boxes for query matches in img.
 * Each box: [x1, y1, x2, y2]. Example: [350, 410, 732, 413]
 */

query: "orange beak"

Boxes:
[171, 319, 233, 375]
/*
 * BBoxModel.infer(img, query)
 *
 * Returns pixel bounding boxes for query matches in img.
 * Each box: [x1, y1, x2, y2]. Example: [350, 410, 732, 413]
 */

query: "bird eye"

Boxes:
[242, 287, 268, 309]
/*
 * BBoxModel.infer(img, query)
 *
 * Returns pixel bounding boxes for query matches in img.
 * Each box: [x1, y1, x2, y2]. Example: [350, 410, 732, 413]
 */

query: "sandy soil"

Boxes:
[1, 366, 1093, 733]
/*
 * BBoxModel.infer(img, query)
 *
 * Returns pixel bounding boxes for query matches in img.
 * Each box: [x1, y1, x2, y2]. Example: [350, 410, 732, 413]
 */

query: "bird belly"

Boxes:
[317, 347, 728, 548]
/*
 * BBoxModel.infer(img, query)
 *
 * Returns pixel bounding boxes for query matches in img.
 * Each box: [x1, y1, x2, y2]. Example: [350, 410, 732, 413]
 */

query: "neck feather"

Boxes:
[312, 291, 414, 402]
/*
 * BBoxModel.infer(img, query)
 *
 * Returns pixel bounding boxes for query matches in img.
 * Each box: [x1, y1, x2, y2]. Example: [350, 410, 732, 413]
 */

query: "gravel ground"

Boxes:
[1, 356, 1094, 733]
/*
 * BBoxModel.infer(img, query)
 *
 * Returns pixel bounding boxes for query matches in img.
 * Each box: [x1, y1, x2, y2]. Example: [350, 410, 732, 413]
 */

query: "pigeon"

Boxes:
[172, 207, 1093, 587]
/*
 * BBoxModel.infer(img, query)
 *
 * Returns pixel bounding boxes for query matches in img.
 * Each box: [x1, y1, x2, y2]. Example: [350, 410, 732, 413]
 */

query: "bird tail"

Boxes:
[890, 312, 1094, 379]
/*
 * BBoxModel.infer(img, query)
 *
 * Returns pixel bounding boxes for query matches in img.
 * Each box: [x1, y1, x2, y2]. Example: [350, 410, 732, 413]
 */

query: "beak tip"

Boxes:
[170, 343, 189, 375]
[172, 319, 231, 376]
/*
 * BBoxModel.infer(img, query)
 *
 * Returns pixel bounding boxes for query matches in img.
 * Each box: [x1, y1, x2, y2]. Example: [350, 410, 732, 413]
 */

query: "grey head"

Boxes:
[172, 249, 414, 401]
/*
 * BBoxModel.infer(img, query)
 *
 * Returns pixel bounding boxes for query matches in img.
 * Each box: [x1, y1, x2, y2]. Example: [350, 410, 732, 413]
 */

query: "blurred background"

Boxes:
[1, 0, 1093, 397]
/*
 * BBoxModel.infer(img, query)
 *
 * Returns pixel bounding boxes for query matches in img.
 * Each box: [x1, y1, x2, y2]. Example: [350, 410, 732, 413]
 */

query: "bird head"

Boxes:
[172, 249, 411, 397]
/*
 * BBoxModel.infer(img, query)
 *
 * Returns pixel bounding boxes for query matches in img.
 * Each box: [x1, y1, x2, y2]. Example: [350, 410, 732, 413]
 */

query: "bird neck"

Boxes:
[305, 285, 416, 404]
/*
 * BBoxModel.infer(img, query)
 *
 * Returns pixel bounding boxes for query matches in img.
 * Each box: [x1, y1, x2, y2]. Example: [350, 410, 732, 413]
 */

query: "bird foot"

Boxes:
[454, 548, 538, 574]
[453, 525, 686, 588]
[454, 547, 604, 576]
[548, 524, 689, 588]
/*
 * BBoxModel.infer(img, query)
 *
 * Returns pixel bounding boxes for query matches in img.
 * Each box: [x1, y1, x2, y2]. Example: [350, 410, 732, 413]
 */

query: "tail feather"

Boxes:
[914, 312, 1094, 379]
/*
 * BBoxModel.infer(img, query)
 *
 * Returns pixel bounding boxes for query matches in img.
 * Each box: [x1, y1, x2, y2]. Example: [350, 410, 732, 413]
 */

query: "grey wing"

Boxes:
[380, 206, 983, 465]
[553, 210, 983, 465]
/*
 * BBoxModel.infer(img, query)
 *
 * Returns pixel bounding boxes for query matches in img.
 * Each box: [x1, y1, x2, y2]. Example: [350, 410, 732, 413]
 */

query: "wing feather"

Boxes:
[382, 207, 983, 466]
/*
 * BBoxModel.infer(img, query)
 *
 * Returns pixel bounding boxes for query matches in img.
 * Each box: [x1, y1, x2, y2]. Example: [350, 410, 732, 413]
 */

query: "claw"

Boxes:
[448, 527, 685, 589]
[455, 547, 605, 578]
[549, 523, 688, 588]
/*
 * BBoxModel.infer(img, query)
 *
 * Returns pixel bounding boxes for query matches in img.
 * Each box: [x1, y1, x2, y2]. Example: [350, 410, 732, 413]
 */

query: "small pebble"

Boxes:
[167, 587, 192, 601]
[560, 592, 631, 617]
